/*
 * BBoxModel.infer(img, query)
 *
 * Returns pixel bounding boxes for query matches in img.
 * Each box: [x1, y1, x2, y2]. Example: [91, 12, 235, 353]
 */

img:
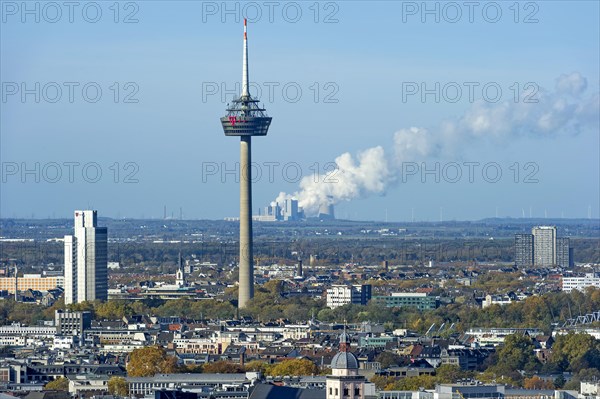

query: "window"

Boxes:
[344, 388, 349, 396]
[355, 387, 360, 395]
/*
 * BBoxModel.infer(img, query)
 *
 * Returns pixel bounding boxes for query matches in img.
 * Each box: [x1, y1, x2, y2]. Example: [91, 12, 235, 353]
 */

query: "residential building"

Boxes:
[532, 226, 556, 266]
[481, 294, 519, 309]
[556, 237, 573, 267]
[514, 234, 533, 267]
[515, 227, 572, 268]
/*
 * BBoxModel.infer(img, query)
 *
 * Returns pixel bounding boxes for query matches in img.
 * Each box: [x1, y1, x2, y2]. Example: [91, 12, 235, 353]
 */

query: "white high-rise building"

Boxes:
[326, 285, 372, 309]
[64, 210, 108, 304]
[532, 226, 557, 266]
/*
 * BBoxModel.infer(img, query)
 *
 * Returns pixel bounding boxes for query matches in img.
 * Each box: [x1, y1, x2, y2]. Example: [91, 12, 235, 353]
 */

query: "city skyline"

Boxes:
[1, 2, 599, 221]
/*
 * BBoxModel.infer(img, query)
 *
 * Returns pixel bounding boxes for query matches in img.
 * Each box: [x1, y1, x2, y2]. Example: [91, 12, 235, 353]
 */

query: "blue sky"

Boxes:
[1, 1, 599, 221]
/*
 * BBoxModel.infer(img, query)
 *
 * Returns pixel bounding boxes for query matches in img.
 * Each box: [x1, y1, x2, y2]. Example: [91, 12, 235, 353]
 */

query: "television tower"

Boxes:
[221, 19, 272, 308]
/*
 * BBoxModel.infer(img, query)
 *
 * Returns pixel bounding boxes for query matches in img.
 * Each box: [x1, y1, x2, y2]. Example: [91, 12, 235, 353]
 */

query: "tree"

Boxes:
[553, 374, 566, 388]
[488, 334, 539, 377]
[436, 364, 471, 383]
[386, 375, 438, 391]
[107, 376, 129, 396]
[524, 376, 554, 390]
[551, 333, 600, 372]
[44, 377, 69, 391]
[477, 370, 519, 387]
[369, 375, 396, 390]
[244, 360, 270, 374]
[181, 364, 203, 373]
[375, 351, 404, 368]
[127, 346, 178, 377]
[267, 359, 319, 376]
[203, 361, 245, 373]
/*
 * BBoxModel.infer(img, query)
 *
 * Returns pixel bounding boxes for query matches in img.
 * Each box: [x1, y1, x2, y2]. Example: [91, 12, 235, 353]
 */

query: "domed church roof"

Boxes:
[331, 351, 359, 370]
[330, 327, 359, 370]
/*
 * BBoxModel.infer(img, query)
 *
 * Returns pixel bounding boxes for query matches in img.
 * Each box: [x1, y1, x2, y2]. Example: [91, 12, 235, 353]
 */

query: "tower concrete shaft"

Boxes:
[220, 19, 271, 309]
[239, 135, 253, 308]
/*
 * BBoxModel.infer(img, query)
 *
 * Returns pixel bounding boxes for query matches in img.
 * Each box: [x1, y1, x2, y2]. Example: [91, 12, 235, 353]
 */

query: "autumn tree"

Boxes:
[551, 333, 600, 372]
[477, 370, 519, 387]
[107, 376, 129, 396]
[523, 376, 554, 390]
[369, 375, 396, 390]
[244, 360, 271, 374]
[127, 346, 178, 377]
[267, 358, 319, 376]
[44, 377, 69, 391]
[386, 375, 438, 391]
[436, 364, 473, 383]
[488, 334, 539, 377]
[375, 351, 404, 368]
[203, 361, 245, 373]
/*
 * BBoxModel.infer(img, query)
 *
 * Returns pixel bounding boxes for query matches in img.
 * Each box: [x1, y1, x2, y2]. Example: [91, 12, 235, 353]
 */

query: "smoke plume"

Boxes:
[276, 73, 599, 216]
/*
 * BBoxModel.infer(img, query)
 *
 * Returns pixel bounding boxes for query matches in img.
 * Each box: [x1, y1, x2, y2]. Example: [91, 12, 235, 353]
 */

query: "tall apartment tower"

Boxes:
[515, 234, 534, 267]
[532, 226, 557, 266]
[556, 237, 573, 267]
[64, 210, 108, 304]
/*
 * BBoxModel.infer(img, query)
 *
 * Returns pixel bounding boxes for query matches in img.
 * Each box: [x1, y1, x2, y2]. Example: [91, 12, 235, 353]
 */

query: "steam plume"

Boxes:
[276, 73, 599, 216]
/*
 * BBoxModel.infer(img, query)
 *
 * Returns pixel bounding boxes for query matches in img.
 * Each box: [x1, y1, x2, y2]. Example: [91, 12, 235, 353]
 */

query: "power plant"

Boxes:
[220, 19, 272, 309]
[253, 198, 337, 222]
[254, 198, 305, 222]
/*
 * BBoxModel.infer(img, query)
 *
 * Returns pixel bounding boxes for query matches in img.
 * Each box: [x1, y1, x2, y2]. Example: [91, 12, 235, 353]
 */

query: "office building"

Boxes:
[64, 210, 108, 304]
[372, 292, 439, 310]
[326, 285, 371, 309]
[0, 274, 64, 294]
[55, 309, 92, 336]
[562, 273, 600, 293]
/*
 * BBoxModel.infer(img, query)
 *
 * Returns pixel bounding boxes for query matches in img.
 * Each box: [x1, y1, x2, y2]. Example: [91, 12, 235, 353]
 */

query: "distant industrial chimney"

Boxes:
[318, 203, 335, 220]
[14, 265, 18, 301]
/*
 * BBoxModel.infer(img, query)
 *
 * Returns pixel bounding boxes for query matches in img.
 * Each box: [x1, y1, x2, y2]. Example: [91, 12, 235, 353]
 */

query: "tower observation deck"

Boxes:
[221, 19, 272, 136]
[220, 19, 271, 309]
